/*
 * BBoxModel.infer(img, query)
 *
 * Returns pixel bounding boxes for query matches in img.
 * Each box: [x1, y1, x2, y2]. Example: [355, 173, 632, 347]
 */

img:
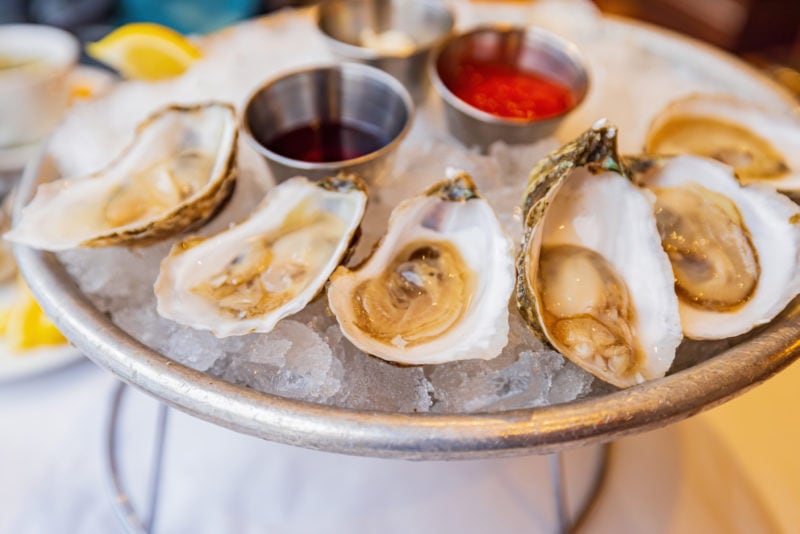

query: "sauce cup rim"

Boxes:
[428, 24, 590, 127]
[241, 62, 415, 172]
[315, 0, 456, 60]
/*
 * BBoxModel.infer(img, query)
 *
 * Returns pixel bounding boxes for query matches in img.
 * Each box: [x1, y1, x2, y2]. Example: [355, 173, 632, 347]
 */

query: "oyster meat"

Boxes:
[517, 122, 683, 388]
[646, 94, 800, 194]
[155, 174, 367, 337]
[629, 154, 800, 339]
[7, 102, 238, 250]
[327, 172, 515, 365]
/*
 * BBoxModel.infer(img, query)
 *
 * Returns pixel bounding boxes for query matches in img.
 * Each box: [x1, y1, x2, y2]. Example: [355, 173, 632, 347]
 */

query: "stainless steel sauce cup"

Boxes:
[316, 0, 455, 101]
[242, 63, 414, 184]
[430, 25, 590, 151]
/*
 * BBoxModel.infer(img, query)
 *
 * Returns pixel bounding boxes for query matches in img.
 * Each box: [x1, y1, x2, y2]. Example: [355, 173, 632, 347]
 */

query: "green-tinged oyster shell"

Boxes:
[424, 171, 481, 202]
[516, 120, 682, 388]
[516, 120, 623, 335]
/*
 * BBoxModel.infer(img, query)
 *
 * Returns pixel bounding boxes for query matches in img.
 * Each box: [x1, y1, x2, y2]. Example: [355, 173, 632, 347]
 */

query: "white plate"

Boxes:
[0, 282, 83, 382]
[0, 342, 83, 382]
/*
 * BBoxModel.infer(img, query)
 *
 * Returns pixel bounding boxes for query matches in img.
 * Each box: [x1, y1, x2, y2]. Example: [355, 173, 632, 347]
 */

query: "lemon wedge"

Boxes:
[0, 278, 66, 351]
[86, 23, 202, 80]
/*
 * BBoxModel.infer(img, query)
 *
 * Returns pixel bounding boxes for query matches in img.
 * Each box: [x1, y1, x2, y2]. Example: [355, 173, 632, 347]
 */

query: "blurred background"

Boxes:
[2, 0, 799, 96]
[594, 0, 800, 96]
[594, 0, 800, 53]
[0, 0, 309, 37]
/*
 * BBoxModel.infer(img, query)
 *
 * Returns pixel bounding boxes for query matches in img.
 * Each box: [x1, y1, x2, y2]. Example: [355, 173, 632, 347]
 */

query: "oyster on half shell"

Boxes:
[6, 102, 238, 250]
[628, 154, 800, 340]
[646, 94, 800, 195]
[155, 174, 368, 338]
[327, 172, 515, 366]
[517, 122, 683, 388]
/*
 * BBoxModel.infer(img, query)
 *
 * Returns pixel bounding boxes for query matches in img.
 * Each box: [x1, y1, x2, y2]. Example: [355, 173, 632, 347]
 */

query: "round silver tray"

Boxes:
[14, 11, 800, 460]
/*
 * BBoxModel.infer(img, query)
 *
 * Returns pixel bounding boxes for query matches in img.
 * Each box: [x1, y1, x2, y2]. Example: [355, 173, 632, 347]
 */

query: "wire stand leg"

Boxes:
[145, 400, 169, 531]
[549, 443, 612, 534]
[550, 451, 570, 534]
[105, 381, 170, 534]
[103, 380, 612, 534]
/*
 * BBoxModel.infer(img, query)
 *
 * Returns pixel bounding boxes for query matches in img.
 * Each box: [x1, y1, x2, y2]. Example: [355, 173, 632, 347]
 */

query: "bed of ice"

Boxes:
[48, 0, 790, 414]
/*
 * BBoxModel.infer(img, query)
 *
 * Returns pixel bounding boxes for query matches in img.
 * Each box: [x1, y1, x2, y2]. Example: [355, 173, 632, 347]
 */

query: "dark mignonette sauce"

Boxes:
[265, 121, 390, 163]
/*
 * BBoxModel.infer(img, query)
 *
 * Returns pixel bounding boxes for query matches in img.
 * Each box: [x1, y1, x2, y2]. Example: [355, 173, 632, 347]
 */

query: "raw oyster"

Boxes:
[645, 94, 800, 193]
[327, 171, 515, 365]
[7, 102, 237, 250]
[517, 122, 682, 388]
[628, 154, 800, 339]
[155, 174, 367, 337]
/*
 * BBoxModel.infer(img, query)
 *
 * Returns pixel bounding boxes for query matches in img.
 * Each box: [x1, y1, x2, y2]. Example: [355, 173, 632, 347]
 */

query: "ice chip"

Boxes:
[210, 320, 341, 402]
[58, 243, 171, 311]
[328, 325, 432, 413]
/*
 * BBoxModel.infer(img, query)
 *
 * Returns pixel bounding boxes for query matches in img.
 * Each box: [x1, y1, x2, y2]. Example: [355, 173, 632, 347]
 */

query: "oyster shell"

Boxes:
[645, 94, 800, 194]
[7, 102, 238, 250]
[327, 172, 515, 365]
[155, 174, 368, 337]
[517, 122, 682, 388]
[628, 154, 800, 339]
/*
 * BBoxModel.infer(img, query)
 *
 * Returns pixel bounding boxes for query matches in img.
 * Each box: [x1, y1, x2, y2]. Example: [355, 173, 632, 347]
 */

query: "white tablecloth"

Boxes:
[2, 358, 798, 533]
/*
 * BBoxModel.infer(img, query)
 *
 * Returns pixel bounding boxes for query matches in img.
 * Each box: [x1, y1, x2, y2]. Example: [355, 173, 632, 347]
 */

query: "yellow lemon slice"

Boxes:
[86, 23, 202, 80]
[0, 278, 66, 351]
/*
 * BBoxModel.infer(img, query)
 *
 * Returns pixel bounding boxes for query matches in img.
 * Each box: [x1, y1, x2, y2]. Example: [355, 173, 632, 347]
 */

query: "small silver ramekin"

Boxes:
[241, 62, 414, 184]
[316, 0, 455, 102]
[429, 25, 590, 151]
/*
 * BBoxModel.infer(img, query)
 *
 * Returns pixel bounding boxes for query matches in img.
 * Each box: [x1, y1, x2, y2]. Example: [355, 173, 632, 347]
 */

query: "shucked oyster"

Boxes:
[628, 154, 800, 340]
[155, 175, 367, 337]
[327, 172, 515, 365]
[517, 121, 682, 388]
[7, 102, 237, 250]
[646, 94, 800, 194]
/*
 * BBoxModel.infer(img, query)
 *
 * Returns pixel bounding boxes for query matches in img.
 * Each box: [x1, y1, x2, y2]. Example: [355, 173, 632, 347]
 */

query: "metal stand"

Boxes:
[104, 382, 611, 534]
[105, 383, 169, 534]
[549, 441, 610, 534]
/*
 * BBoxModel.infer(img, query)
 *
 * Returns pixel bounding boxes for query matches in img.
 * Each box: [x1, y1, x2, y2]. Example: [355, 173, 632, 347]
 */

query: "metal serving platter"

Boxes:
[14, 10, 800, 460]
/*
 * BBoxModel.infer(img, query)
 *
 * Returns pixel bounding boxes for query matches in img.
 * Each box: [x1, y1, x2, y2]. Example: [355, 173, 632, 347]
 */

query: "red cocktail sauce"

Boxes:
[449, 60, 575, 120]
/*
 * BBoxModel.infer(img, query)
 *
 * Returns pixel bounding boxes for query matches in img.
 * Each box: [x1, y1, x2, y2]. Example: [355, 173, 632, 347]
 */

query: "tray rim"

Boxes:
[13, 14, 800, 460]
